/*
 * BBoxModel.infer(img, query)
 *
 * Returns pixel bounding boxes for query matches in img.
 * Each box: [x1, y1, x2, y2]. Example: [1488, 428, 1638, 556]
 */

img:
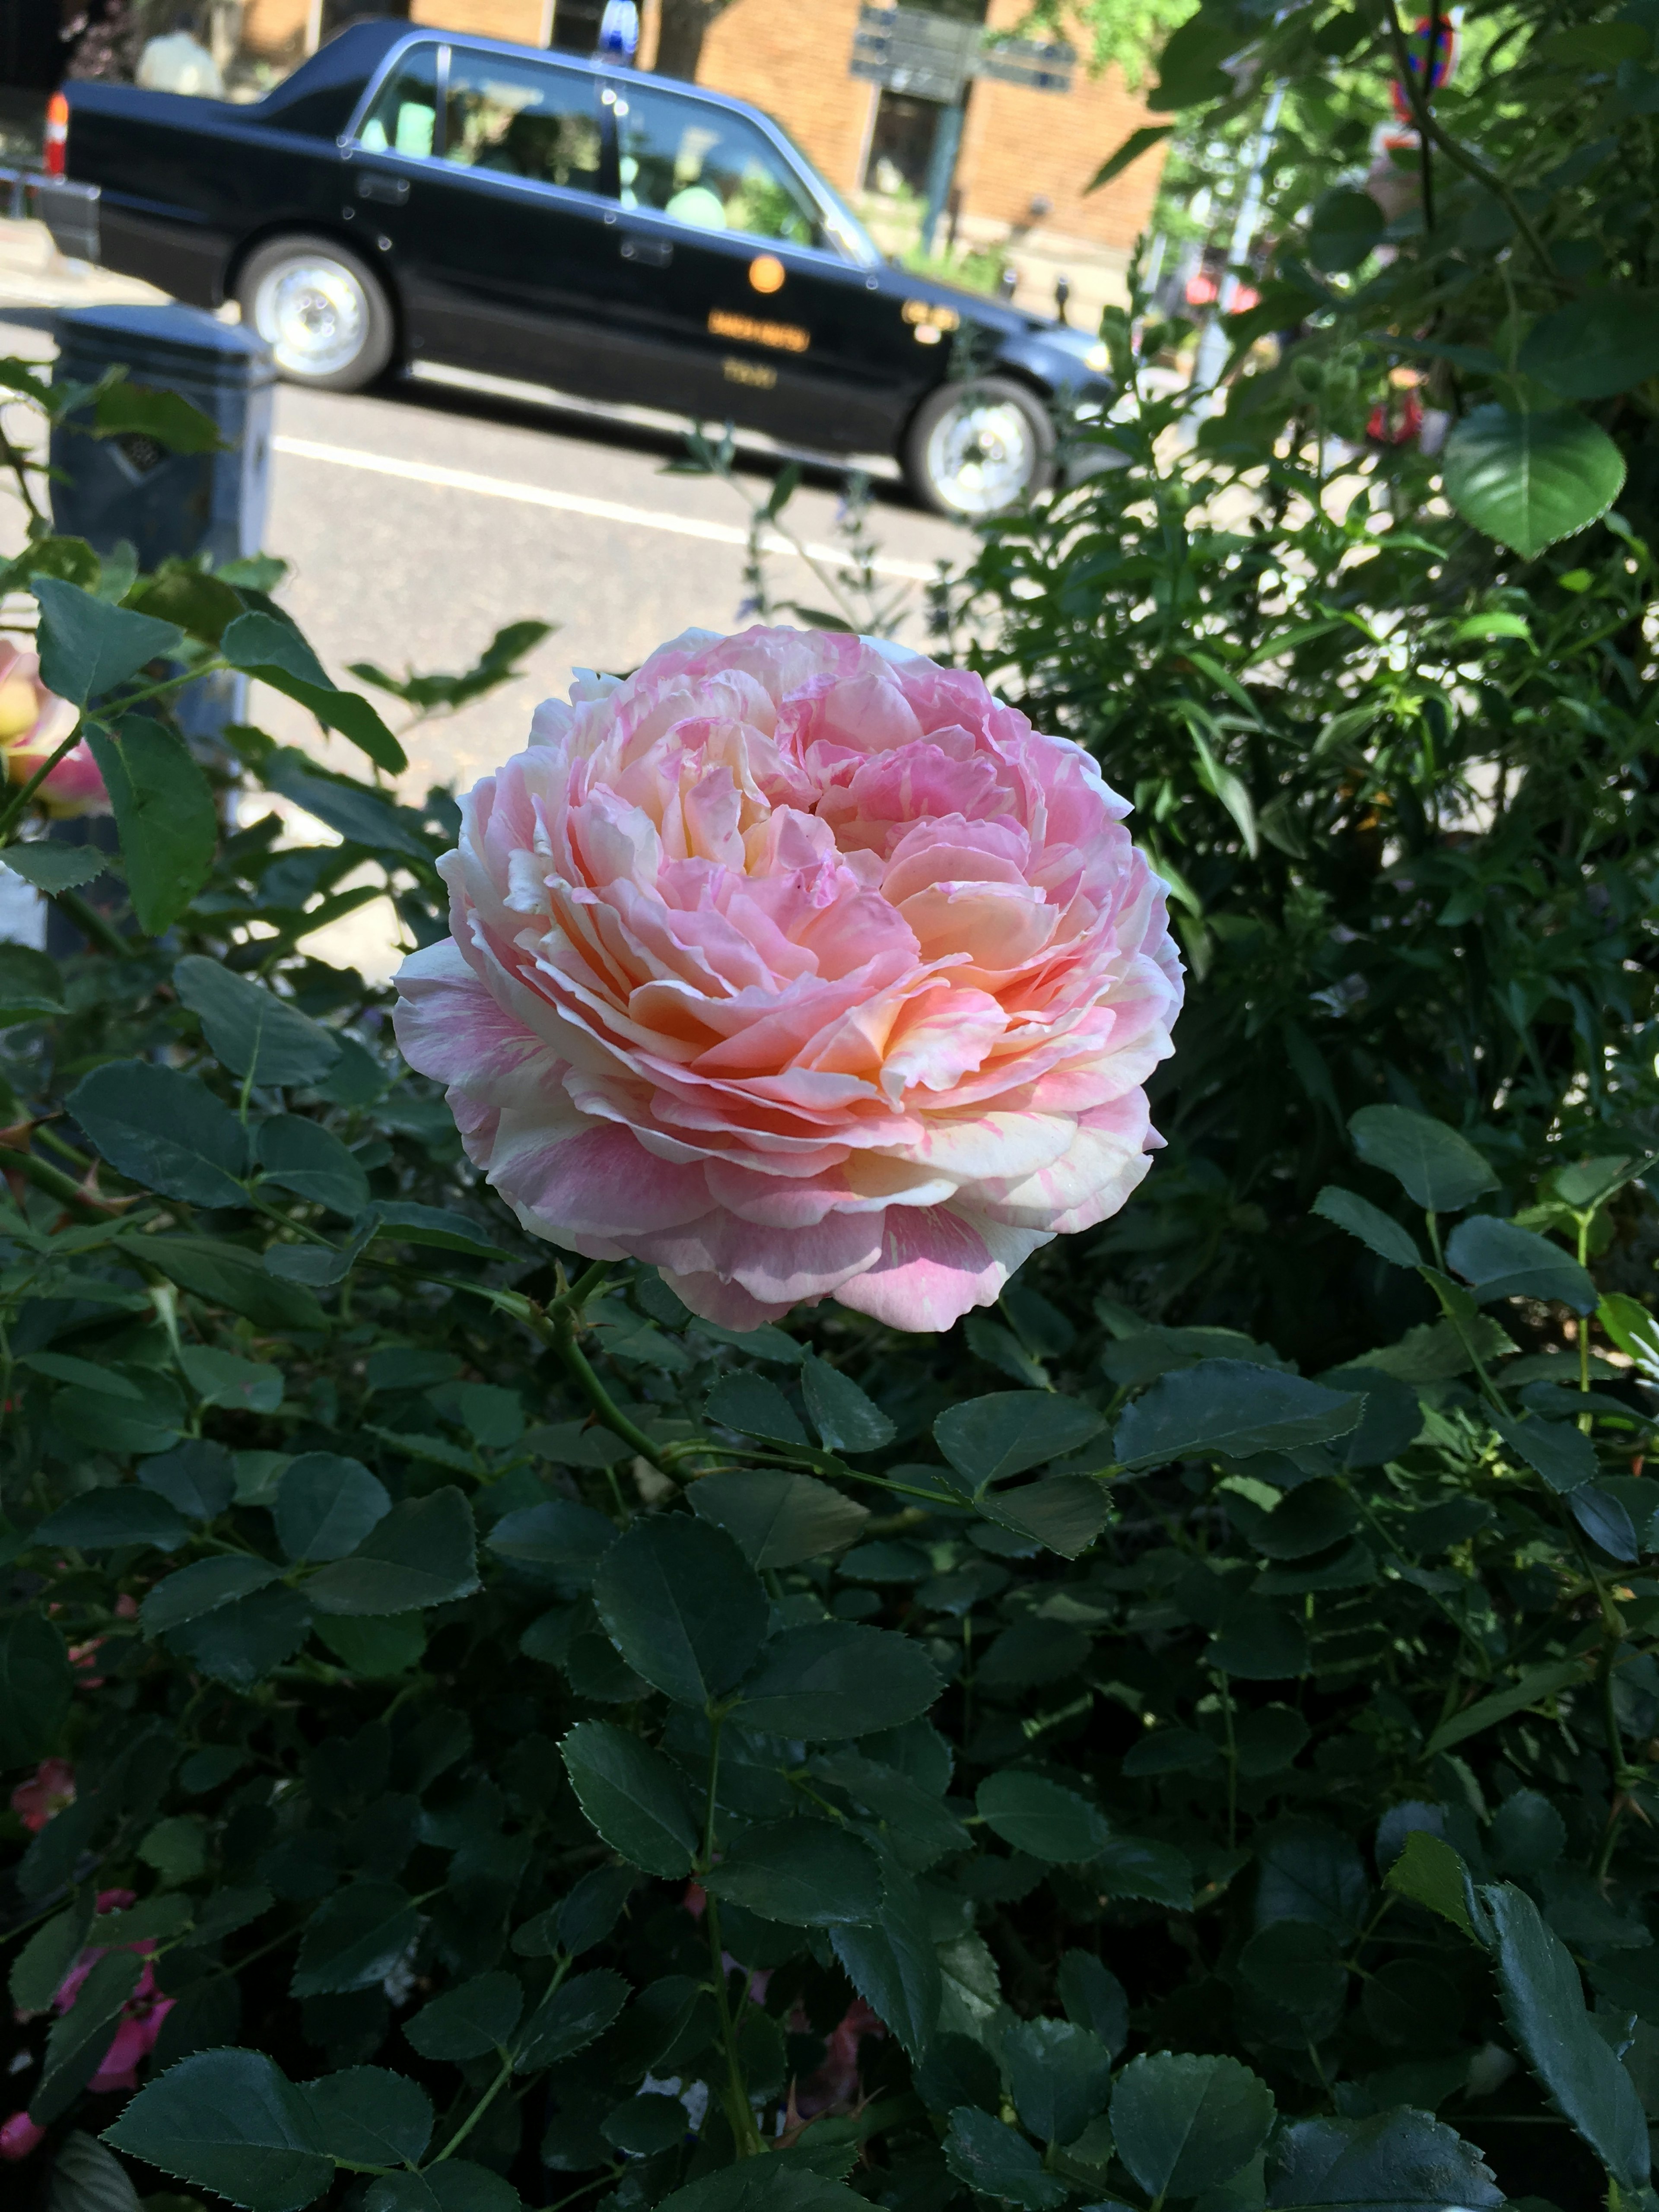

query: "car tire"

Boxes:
[237, 233, 396, 393]
[903, 375, 1056, 518]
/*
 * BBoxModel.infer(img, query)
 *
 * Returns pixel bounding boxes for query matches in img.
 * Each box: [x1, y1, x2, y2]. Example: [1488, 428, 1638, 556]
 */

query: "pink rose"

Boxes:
[394, 628, 1182, 1331]
[0, 2110, 44, 2160]
[10, 1757, 74, 1833]
[13, 1885, 173, 2107]
[0, 640, 106, 818]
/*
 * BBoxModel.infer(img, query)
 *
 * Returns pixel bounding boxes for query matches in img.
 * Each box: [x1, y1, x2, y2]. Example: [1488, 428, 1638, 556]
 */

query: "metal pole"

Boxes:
[921, 98, 965, 258]
[1192, 80, 1284, 392]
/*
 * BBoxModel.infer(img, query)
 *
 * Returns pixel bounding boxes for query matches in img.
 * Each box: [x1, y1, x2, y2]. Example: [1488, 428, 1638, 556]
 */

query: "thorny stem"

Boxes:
[1217, 1668, 1238, 1850]
[430, 2052, 514, 2164]
[1382, 0, 1562, 290]
[0, 726, 90, 841]
[698, 1708, 761, 2158]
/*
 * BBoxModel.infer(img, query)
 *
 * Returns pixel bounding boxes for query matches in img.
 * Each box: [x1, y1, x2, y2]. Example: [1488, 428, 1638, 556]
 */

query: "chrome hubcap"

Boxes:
[253, 258, 369, 379]
[925, 396, 1039, 515]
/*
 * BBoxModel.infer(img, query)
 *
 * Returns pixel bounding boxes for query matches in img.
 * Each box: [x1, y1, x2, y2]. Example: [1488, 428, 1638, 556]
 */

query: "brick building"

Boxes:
[235, 0, 1166, 323]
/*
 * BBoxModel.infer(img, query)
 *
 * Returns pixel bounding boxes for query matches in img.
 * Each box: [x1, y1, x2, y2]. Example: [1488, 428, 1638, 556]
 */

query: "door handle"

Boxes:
[621, 235, 673, 268]
[356, 174, 409, 206]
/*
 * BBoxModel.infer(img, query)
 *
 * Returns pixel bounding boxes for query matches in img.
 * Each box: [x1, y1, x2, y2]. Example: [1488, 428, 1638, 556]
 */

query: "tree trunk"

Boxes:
[651, 0, 728, 80]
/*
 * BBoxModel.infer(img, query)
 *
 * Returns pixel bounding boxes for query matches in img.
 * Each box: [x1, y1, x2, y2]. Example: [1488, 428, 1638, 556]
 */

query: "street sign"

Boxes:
[850, 6, 1074, 103]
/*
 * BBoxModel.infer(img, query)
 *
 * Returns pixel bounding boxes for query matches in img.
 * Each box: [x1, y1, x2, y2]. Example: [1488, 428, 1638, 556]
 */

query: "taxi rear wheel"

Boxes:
[237, 234, 395, 392]
[903, 376, 1055, 518]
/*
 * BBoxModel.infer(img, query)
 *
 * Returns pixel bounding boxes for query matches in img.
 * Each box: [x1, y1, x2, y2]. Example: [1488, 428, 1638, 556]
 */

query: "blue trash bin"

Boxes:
[49, 302, 275, 572]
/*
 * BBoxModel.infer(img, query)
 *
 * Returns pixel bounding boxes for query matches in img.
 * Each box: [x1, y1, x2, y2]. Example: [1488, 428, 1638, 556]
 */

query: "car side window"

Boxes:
[612, 84, 825, 248]
[356, 43, 439, 159]
[443, 51, 603, 191]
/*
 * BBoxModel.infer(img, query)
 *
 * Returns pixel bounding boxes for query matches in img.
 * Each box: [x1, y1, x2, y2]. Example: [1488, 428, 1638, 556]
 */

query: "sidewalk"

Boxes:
[0, 214, 166, 318]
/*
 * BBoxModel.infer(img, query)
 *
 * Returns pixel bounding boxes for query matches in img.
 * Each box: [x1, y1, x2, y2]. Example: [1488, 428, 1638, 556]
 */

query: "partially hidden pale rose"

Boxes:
[394, 627, 1183, 1331]
[0, 640, 106, 817]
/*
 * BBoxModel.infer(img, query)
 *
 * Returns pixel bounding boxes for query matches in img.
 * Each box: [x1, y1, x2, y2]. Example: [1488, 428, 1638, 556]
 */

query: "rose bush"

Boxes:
[394, 627, 1182, 1331]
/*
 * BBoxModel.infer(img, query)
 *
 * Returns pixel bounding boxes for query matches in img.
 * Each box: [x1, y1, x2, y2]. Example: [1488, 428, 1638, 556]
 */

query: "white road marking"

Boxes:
[270, 434, 937, 582]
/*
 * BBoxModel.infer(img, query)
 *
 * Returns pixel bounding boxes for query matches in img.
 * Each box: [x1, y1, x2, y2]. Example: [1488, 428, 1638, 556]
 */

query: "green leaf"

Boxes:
[514, 1967, 629, 2070]
[301, 2068, 432, 2168]
[704, 1818, 884, 1926]
[982, 1476, 1110, 1557]
[1424, 1657, 1585, 1754]
[1087, 122, 1173, 192]
[705, 1372, 808, 1446]
[1267, 2108, 1503, 2210]
[404, 1970, 523, 2060]
[1383, 1831, 1478, 1939]
[1239, 1920, 1346, 2017]
[1115, 1360, 1362, 1467]
[591, 1513, 769, 1705]
[655, 2166, 864, 2212]
[173, 957, 341, 1088]
[1441, 405, 1626, 559]
[1482, 1879, 1649, 2191]
[84, 719, 216, 936]
[689, 1469, 869, 1568]
[734, 1621, 941, 1739]
[275, 1455, 392, 1563]
[363, 2165, 520, 2212]
[830, 1865, 942, 2059]
[32, 576, 183, 706]
[366, 1203, 509, 1259]
[68, 1059, 248, 1209]
[800, 1356, 895, 1454]
[0, 1610, 72, 1761]
[1349, 1108, 1497, 1217]
[137, 1235, 327, 1332]
[10, 1901, 90, 2013]
[935, 1392, 1104, 1487]
[291, 1881, 421, 1998]
[95, 378, 224, 453]
[559, 1719, 699, 1878]
[1095, 1833, 1194, 1909]
[1313, 1187, 1422, 1269]
[976, 1772, 1110, 1862]
[943, 2109, 1068, 2208]
[143, 1440, 235, 1521]
[35, 1485, 189, 1553]
[41, 2130, 142, 2212]
[602, 2094, 690, 2157]
[257, 1116, 370, 1217]
[141, 1555, 282, 1634]
[1056, 1952, 1128, 2056]
[312, 1614, 426, 1678]
[180, 1346, 284, 1415]
[0, 943, 64, 1024]
[486, 1499, 618, 1589]
[1004, 2016, 1113, 2146]
[34, 1947, 143, 2121]
[1519, 286, 1659, 400]
[1491, 1406, 1597, 1492]
[50, 1366, 184, 1456]
[1255, 1823, 1367, 1938]
[260, 749, 429, 861]
[1, 841, 105, 892]
[165, 1588, 312, 1687]
[1307, 188, 1384, 273]
[102, 2049, 331, 2212]
[222, 613, 406, 775]
[1445, 1215, 1598, 1313]
[305, 1487, 478, 1616]
[1112, 2052, 1275, 2202]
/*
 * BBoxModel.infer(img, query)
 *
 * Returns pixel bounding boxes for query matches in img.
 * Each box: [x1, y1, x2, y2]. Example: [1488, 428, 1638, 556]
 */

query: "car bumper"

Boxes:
[0, 170, 102, 265]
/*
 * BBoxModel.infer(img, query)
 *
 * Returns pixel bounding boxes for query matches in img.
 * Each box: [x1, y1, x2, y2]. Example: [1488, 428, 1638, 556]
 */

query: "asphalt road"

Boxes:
[262, 365, 969, 799]
[0, 318, 970, 971]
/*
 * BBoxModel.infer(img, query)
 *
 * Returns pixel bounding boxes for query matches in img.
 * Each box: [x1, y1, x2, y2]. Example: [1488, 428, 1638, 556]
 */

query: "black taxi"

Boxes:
[46, 20, 1114, 515]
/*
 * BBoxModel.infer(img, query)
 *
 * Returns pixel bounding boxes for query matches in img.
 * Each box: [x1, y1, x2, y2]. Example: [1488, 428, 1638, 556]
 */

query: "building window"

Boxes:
[552, 0, 604, 54]
[864, 90, 942, 199]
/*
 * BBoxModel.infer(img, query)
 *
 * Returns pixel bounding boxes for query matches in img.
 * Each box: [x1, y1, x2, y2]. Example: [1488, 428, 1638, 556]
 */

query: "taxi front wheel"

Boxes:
[903, 376, 1055, 518]
[237, 234, 396, 392]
